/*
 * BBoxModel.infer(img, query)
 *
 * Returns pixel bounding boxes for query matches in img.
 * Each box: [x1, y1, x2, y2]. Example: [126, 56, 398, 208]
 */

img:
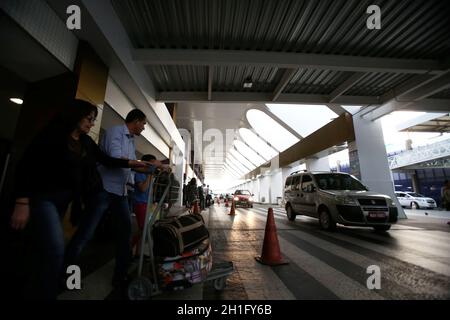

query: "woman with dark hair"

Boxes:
[185, 178, 199, 209]
[10, 99, 149, 299]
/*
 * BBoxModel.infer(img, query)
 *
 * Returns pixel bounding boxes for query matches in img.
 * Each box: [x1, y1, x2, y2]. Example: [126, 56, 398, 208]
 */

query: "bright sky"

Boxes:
[267, 104, 339, 138]
[328, 110, 449, 167]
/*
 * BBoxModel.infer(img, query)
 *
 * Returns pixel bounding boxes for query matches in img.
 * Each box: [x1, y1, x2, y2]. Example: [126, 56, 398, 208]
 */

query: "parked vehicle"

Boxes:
[232, 190, 254, 208]
[395, 191, 437, 209]
[283, 171, 398, 231]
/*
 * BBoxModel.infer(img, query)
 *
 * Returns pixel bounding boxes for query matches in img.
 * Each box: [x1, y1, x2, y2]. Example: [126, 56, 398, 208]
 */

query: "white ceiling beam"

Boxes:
[363, 71, 450, 121]
[328, 72, 366, 103]
[132, 49, 443, 74]
[395, 112, 449, 132]
[402, 99, 450, 113]
[272, 68, 297, 101]
[380, 74, 438, 103]
[158, 91, 379, 105]
[400, 72, 450, 101]
[260, 106, 304, 140]
[356, 105, 380, 117]
[361, 100, 405, 121]
[326, 104, 349, 116]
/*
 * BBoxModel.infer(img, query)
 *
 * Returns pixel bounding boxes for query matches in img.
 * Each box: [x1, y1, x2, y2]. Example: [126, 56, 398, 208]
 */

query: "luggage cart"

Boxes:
[128, 177, 234, 300]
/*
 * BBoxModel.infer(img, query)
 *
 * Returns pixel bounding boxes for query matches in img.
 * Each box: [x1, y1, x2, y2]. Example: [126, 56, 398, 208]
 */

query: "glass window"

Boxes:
[226, 159, 246, 175]
[239, 128, 278, 161]
[407, 192, 425, 197]
[228, 153, 252, 172]
[292, 176, 301, 190]
[234, 140, 266, 166]
[246, 109, 299, 152]
[224, 164, 241, 178]
[235, 190, 251, 196]
[301, 175, 314, 192]
[229, 148, 257, 171]
[285, 177, 293, 189]
[314, 173, 367, 191]
[266, 104, 338, 138]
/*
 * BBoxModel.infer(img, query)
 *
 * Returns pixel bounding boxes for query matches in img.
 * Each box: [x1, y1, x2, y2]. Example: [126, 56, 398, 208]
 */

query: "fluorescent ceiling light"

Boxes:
[10, 98, 23, 105]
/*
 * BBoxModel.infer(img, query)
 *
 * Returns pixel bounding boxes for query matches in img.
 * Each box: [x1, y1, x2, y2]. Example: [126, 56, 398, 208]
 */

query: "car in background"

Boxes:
[283, 171, 398, 231]
[395, 191, 437, 209]
[233, 190, 254, 208]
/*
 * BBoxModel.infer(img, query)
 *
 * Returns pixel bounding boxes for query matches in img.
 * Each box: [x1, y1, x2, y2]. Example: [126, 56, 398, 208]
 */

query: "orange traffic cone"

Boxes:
[255, 208, 288, 265]
[193, 201, 200, 215]
[228, 198, 236, 216]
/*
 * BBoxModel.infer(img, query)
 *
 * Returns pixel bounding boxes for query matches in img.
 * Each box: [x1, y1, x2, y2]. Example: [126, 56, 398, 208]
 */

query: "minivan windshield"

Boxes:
[313, 173, 368, 191]
[235, 190, 251, 196]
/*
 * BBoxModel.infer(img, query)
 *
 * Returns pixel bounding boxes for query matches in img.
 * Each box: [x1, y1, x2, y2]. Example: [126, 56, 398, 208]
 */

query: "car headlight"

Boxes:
[335, 196, 358, 206]
[234, 197, 239, 201]
[249, 197, 253, 202]
[387, 198, 395, 206]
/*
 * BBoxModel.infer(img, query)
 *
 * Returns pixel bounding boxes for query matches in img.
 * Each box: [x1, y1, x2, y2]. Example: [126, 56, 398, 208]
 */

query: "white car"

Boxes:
[395, 191, 437, 209]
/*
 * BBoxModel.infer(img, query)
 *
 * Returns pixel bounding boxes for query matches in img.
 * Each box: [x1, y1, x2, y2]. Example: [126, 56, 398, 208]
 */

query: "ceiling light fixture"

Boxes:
[10, 98, 24, 105]
[243, 77, 253, 89]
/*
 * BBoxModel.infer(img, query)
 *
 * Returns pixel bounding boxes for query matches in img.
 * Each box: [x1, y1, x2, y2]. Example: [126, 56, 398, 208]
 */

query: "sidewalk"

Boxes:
[400, 208, 450, 231]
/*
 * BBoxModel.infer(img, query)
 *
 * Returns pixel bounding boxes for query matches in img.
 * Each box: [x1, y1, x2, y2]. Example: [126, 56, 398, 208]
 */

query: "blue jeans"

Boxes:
[65, 190, 132, 282]
[25, 191, 72, 300]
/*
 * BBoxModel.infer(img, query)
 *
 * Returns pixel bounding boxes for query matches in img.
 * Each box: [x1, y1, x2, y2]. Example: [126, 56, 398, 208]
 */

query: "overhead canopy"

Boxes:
[246, 109, 299, 152]
[398, 113, 450, 133]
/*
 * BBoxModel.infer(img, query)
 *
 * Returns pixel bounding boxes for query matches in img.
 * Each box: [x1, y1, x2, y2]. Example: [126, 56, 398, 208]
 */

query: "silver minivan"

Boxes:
[283, 171, 398, 231]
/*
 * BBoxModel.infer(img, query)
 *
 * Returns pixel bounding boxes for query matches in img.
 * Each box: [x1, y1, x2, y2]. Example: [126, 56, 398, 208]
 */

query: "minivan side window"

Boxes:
[292, 175, 301, 191]
[285, 177, 293, 190]
[301, 175, 314, 192]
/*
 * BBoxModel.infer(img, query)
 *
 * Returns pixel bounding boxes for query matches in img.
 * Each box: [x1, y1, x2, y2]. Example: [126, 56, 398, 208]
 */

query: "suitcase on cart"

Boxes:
[152, 214, 209, 257]
[157, 239, 213, 290]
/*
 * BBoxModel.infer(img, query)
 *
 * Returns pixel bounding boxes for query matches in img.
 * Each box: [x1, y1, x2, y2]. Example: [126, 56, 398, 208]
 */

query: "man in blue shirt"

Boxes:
[65, 109, 161, 290]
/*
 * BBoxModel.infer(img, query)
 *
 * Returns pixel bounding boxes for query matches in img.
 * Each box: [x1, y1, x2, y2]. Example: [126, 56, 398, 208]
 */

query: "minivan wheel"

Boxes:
[286, 205, 296, 221]
[411, 202, 419, 210]
[319, 209, 336, 231]
[373, 225, 391, 232]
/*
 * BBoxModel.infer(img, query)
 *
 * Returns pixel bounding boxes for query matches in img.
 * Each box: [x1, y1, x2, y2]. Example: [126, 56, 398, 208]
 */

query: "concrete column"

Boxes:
[270, 169, 283, 205]
[351, 116, 407, 219]
[259, 174, 270, 203]
[411, 171, 420, 193]
[170, 143, 185, 207]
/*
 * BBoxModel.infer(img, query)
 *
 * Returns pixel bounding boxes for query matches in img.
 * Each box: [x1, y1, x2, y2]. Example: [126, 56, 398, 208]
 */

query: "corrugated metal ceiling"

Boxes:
[111, 0, 450, 97]
[112, 0, 450, 59]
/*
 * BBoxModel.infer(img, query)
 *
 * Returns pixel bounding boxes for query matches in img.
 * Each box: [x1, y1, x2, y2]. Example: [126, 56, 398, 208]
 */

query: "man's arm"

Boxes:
[102, 127, 123, 158]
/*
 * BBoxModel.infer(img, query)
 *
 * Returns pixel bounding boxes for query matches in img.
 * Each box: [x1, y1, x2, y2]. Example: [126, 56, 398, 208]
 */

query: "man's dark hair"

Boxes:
[126, 109, 146, 123]
[141, 154, 156, 161]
